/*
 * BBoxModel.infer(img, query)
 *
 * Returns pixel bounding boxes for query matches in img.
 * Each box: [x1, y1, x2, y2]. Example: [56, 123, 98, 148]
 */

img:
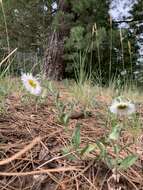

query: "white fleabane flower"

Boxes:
[109, 98, 135, 116]
[21, 73, 42, 95]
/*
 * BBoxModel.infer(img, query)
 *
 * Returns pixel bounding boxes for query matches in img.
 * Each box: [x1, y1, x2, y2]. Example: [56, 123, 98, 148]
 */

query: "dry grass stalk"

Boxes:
[0, 167, 80, 176]
[0, 136, 41, 165]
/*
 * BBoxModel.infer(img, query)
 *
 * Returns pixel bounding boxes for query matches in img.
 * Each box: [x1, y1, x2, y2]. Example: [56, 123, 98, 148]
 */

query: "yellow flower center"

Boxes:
[28, 79, 37, 88]
[117, 104, 128, 110]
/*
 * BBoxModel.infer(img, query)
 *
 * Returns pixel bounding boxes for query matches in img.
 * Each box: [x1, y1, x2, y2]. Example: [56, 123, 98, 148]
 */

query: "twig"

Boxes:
[36, 151, 76, 169]
[80, 173, 98, 190]
[0, 167, 80, 176]
[0, 137, 41, 165]
[63, 160, 94, 183]
[119, 172, 139, 190]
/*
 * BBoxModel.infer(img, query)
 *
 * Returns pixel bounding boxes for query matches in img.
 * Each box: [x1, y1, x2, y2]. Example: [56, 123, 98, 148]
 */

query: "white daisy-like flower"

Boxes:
[21, 73, 42, 95]
[109, 98, 135, 116]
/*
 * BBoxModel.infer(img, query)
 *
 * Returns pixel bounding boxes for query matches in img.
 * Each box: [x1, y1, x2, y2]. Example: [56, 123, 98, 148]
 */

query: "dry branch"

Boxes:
[0, 137, 41, 166]
[0, 167, 80, 176]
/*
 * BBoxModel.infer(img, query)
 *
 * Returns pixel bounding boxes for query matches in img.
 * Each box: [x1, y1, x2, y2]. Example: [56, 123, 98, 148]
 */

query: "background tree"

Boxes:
[43, 0, 72, 80]
[129, 0, 143, 83]
[0, 0, 140, 84]
[0, 0, 51, 54]
[63, 0, 137, 84]
[0, 0, 52, 74]
[43, 0, 112, 81]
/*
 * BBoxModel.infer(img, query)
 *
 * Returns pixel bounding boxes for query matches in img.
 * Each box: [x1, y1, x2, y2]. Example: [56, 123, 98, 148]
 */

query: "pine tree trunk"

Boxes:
[43, 0, 70, 80]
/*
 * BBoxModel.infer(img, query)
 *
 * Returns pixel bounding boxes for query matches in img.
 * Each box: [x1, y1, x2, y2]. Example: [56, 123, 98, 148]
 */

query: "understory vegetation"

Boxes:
[0, 58, 143, 189]
[0, 0, 143, 190]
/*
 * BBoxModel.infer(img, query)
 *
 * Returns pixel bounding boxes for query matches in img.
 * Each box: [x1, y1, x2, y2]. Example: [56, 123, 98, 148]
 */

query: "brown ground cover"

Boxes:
[0, 84, 143, 190]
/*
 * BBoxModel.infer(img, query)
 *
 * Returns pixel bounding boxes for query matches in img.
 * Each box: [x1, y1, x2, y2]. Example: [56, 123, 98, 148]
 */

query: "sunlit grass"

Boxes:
[0, 77, 22, 95]
[99, 82, 143, 103]
[68, 81, 96, 109]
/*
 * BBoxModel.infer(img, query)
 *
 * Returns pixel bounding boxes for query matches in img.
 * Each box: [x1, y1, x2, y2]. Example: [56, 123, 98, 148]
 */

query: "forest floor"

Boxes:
[0, 79, 143, 190]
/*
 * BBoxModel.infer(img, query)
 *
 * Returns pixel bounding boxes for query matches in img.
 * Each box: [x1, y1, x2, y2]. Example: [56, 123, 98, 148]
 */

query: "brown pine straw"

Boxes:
[0, 136, 80, 176]
[0, 167, 80, 176]
[0, 136, 41, 166]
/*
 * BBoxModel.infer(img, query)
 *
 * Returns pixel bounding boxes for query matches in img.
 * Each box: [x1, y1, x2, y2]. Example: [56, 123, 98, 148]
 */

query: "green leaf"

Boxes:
[109, 125, 121, 141]
[62, 147, 71, 155]
[105, 156, 114, 169]
[63, 114, 69, 126]
[119, 155, 138, 170]
[81, 143, 97, 156]
[62, 147, 76, 161]
[96, 140, 106, 158]
[72, 123, 81, 149]
[113, 144, 121, 154]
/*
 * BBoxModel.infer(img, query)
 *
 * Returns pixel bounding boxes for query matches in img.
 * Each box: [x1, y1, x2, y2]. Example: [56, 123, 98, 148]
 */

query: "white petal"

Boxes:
[109, 98, 135, 116]
[127, 103, 135, 114]
[109, 105, 118, 114]
[21, 73, 42, 96]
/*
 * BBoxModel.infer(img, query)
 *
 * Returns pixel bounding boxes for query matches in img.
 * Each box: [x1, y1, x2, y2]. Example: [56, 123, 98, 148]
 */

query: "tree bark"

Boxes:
[43, 0, 70, 80]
